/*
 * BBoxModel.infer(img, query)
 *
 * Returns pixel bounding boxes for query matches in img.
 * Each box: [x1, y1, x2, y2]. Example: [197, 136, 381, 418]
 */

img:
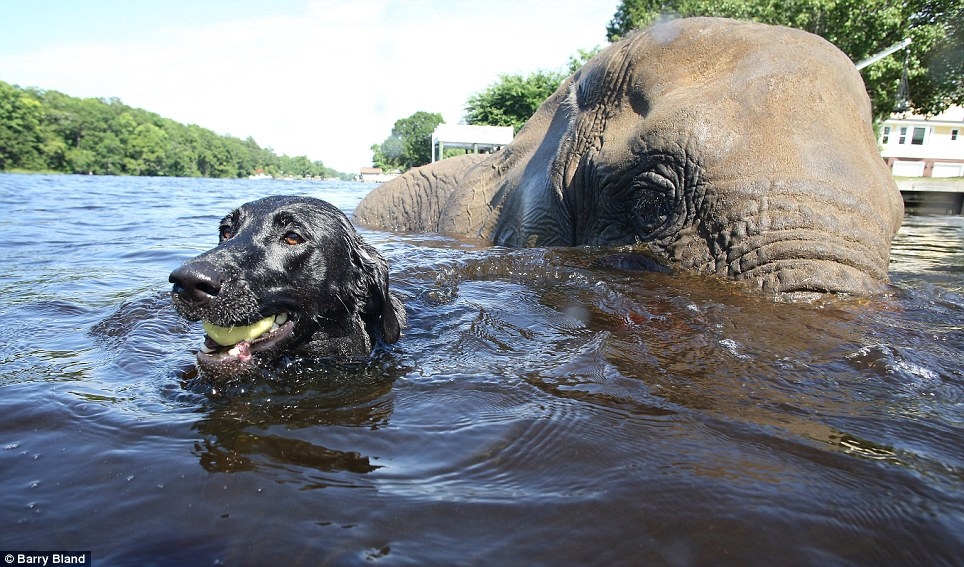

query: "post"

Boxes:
[855, 38, 912, 70]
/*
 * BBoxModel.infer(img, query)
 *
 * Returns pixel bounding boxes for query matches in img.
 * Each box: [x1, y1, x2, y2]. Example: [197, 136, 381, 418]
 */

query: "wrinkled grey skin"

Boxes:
[356, 18, 904, 294]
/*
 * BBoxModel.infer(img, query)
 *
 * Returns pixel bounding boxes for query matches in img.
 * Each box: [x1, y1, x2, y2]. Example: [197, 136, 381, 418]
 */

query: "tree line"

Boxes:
[373, 0, 962, 173]
[0, 80, 348, 179]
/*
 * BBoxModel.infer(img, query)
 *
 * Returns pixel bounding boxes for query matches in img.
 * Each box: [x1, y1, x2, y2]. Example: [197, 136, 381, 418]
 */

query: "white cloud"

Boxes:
[0, 0, 617, 172]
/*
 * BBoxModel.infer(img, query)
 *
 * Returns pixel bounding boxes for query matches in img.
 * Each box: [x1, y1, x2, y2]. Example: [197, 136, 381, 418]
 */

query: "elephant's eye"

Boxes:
[283, 231, 305, 246]
[631, 170, 682, 239]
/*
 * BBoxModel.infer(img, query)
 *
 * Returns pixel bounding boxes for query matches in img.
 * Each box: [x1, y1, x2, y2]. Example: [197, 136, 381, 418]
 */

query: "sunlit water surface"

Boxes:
[1, 174, 962, 565]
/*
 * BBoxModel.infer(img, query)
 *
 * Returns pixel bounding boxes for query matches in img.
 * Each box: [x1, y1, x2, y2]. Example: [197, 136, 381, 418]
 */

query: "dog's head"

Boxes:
[169, 195, 405, 381]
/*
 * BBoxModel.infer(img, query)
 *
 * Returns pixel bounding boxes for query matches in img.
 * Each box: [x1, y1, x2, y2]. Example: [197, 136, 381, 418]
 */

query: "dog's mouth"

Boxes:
[196, 313, 295, 366]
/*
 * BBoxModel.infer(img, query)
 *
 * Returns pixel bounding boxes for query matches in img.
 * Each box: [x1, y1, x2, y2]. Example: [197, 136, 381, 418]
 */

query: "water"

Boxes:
[1, 174, 962, 566]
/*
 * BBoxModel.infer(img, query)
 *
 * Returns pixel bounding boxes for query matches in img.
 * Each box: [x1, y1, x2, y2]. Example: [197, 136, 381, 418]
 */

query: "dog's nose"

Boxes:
[169, 261, 222, 305]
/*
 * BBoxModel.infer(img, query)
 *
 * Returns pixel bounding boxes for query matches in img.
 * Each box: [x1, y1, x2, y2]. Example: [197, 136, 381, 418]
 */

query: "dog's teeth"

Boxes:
[200, 342, 216, 354]
[275, 313, 288, 325]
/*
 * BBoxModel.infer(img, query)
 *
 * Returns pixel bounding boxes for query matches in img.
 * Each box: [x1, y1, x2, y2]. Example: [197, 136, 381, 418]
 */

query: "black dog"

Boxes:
[169, 195, 405, 380]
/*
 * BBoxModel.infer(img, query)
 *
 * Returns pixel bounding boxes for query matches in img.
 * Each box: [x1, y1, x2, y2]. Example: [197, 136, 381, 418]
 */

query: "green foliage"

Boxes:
[372, 111, 444, 171]
[463, 71, 567, 133]
[0, 81, 44, 170]
[0, 80, 346, 178]
[567, 47, 603, 74]
[374, 50, 601, 167]
[606, 0, 963, 120]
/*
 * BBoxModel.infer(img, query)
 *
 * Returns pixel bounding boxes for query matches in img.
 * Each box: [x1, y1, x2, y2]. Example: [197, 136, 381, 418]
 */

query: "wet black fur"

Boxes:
[169, 195, 405, 377]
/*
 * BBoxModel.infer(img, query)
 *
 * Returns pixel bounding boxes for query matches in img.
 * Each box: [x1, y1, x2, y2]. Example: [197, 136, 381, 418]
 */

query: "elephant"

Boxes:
[355, 17, 904, 294]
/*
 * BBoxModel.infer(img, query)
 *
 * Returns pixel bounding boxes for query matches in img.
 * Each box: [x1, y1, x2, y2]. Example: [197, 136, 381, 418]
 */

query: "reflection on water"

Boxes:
[1, 175, 963, 565]
[890, 214, 964, 293]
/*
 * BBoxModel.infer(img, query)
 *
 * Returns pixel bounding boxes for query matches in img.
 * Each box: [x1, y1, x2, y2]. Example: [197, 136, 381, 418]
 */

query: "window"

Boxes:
[953, 129, 959, 141]
[911, 127, 926, 145]
[899, 127, 907, 144]
[882, 126, 891, 144]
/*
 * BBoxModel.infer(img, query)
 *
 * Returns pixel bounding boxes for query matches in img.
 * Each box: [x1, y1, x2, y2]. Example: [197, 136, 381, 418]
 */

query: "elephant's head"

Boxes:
[356, 18, 904, 295]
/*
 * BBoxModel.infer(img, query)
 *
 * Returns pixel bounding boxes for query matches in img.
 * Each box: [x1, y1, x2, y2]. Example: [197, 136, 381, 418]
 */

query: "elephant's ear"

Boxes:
[353, 240, 406, 344]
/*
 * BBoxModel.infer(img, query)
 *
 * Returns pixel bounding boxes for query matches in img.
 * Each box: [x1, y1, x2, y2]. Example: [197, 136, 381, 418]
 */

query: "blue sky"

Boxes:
[0, 0, 619, 173]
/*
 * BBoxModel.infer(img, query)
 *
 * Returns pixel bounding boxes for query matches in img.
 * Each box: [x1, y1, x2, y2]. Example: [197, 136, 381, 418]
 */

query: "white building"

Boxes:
[879, 105, 964, 177]
[431, 124, 514, 162]
[358, 167, 399, 183]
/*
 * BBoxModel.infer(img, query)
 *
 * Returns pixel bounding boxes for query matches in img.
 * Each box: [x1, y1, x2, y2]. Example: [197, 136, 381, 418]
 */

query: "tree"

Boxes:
[463, 71, 567, 133]
[0, 81, 44, 170]
[371, 138, 403, 171]
[0, 80, 348, 178]
[567, 47, 602, 74]
[128, 123, 168, 175]
[372, 111, 444, 171]
[605, 0, 963, 120]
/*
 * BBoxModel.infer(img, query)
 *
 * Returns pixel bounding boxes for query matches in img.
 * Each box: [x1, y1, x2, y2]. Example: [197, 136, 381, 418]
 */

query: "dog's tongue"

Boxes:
[202, 316, 274, 347]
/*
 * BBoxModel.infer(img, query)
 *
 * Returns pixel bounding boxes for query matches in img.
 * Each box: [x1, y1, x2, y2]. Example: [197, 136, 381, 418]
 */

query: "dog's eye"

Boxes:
[219, 227, 234, 241]
[283, 231, 304, 245]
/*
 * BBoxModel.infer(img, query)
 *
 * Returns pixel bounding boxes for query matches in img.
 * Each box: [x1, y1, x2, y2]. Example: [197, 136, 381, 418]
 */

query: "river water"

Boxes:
[1, 174, 962, 566]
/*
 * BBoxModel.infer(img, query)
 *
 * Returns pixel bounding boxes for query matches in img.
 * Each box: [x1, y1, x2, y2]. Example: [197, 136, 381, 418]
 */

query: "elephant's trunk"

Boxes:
[700, 174, 903, 294]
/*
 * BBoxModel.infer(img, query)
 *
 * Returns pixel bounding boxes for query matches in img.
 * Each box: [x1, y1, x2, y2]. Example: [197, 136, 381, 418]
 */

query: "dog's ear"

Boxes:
[353, 241, 406, 344]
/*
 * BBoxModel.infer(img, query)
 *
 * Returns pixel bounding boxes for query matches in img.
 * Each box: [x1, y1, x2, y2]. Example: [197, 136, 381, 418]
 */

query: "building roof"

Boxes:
[886, 105, 964, 125]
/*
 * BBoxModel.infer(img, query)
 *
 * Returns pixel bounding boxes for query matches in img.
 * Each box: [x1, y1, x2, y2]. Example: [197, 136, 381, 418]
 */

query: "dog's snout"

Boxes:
[169, 261, 223, 305]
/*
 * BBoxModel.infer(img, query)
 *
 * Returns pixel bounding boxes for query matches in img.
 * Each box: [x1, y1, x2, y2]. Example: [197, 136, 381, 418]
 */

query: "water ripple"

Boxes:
[2, 176, 964, 564]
